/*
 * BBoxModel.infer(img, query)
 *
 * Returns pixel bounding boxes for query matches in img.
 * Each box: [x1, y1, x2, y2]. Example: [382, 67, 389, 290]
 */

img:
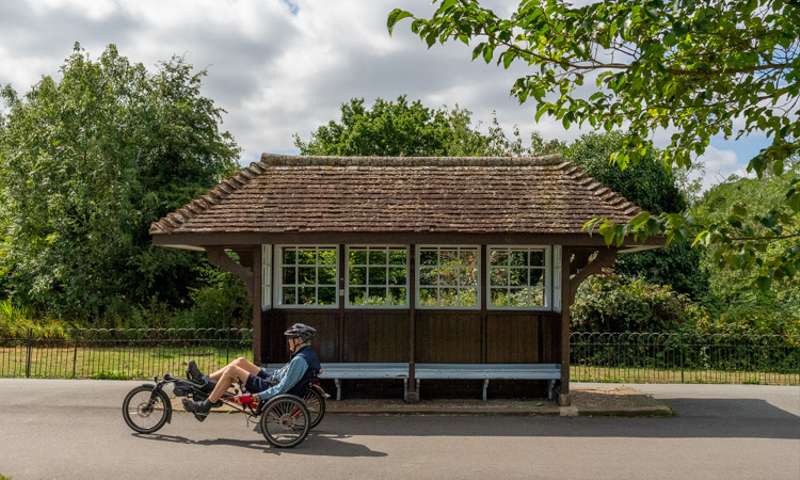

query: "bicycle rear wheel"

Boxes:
[304, 385, 326, 429]
[259, 395, 310, 448]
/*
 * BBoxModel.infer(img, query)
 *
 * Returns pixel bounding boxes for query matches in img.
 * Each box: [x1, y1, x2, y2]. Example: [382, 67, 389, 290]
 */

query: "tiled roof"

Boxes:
[149, 154, 642, 235]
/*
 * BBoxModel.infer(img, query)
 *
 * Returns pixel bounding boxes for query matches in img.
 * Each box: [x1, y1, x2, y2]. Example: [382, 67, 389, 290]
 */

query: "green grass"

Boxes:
[1, 345, 797, 385]
[0, 346, 251, 380]
[571, 365, 799, 385]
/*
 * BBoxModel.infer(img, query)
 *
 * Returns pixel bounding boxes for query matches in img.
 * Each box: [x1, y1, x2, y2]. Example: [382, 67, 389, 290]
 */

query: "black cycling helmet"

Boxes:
[283, 323, 316, 342]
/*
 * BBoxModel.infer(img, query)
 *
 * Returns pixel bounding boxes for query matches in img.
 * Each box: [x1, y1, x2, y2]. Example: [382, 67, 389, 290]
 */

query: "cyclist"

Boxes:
[182, 323, 320, 420]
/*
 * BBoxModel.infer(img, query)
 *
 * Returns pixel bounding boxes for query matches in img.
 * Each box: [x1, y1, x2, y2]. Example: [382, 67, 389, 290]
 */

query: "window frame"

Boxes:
[486, 244, 552, 311]
[345, 245, 410, 309]
[415, 244, 482, 311]
[273, 244, 340, 309]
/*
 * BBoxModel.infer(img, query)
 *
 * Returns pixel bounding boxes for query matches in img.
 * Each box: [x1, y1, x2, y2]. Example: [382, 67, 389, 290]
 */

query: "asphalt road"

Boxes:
[0, 380, 798, 480]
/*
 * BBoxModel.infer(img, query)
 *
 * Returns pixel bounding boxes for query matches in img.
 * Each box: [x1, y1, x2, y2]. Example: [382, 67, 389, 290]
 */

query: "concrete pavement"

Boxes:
[0, 379, 798, 480]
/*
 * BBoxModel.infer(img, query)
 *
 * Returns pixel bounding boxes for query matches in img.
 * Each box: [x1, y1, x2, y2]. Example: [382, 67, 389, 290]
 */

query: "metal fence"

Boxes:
[0, 328, 252, 380]
[570, 332, 800, 385]
[1, 329, 798, 385]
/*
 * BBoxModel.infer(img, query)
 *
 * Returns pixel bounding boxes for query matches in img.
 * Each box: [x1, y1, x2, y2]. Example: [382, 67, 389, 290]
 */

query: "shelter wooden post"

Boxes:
[206, 246, 263, 365]
[559, 246, 617, 406]
[407, 244, 419, 402]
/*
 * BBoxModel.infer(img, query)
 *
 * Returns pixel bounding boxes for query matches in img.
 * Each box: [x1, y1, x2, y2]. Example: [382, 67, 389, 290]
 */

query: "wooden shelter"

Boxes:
[150, 154, 660, 404]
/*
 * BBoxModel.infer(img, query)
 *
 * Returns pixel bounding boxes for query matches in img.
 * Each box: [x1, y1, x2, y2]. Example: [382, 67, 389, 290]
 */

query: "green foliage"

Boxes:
[565, 132, 709, 298]
[0, 44, 239, 323]
[295, 96, 516, 156]
[0, 299, 67, 338]
[169, 265, 250, 329]
[572, 274, 709, 333]
[693, 168, 800, 335]
[390, 0, 800, 287]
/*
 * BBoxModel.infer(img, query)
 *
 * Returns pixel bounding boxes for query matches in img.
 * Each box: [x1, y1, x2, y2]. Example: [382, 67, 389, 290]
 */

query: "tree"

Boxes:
[295, 96, 518, 156]
[564, 132, 709, 298]
[0, 44, 240, 322]
[389, 0, 800, 288]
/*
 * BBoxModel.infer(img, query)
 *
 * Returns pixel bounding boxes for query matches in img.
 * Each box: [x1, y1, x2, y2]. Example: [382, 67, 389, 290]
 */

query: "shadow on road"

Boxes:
[317, 398, 799, 440]
[133, 432, 388, 457]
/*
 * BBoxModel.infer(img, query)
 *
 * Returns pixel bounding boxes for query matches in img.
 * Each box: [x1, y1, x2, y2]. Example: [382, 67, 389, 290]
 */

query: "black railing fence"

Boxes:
[0, 328, 252, 380]
[1, 329, 797, 385]
[570, 332, 800, 385]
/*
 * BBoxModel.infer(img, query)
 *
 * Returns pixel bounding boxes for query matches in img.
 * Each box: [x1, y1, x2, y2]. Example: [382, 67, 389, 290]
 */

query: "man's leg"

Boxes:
[183, 364, 252, 418]
[207, 357, 261, 381]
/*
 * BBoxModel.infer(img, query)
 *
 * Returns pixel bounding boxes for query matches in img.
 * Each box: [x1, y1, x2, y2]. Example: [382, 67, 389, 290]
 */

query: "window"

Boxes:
[347, 246, 408, 307]
[417, 246, 480, 309]
[488, 246, 549, 309]
[277, 246, 338, 307]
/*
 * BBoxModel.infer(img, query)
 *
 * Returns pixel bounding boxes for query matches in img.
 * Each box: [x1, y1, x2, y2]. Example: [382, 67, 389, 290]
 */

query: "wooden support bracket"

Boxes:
[206, 246, 255, 300]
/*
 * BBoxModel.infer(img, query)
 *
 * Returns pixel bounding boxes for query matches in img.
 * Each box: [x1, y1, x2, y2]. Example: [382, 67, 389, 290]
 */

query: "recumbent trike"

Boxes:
[122, 369, 327, 448]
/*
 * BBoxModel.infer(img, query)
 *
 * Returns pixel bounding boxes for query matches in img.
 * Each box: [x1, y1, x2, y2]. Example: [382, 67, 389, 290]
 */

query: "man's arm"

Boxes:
[256, 355, 309, 401]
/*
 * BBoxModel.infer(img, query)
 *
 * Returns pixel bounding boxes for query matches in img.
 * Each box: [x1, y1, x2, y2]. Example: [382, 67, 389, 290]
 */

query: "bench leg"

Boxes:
[482, 379, 489, 402]
[334, 379, 342, 401]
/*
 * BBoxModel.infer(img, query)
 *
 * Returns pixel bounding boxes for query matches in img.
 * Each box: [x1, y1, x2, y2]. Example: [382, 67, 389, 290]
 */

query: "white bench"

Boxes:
[264, 362, 408, 401]
[264, 362, 560, 401]
[415, 363, 561, 401]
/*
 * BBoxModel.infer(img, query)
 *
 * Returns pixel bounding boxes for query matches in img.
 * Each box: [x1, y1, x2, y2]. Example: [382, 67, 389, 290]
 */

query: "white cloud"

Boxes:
[0, 0, 756, 183]
[692, 146, 751, 191]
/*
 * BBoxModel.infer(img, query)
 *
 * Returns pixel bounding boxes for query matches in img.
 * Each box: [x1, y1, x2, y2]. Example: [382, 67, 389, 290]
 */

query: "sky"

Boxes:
[0, 0, 768, 190]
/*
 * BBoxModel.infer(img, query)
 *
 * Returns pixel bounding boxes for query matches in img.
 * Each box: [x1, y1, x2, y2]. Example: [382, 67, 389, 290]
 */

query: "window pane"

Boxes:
[490, 268, 508, 287]
[489, 249, 508, 266]
[530, 268, 544, 286]
[420, 249, 437, 266]
[367, 287, 387, 304]
[439, 264, 458, 286]
[458, 288, 478, 306]
[510, 250, 528, 267]
[459, 266, 478, 287]
[529, 284, 545, 306]
[440, 249, 458, 263]
[282, 287, 297, 305]
[282, 248, 296, 265]
[298, 267, 316, 285]
[389, 248, 406, 265]
[318, 287, 336, 305]
[282, 267, 296, 285]
[298, 287, 316, 304]
[419, 288, 437, 306]
[461, 249, 478, 269]
[368, 249, 386, 265]
[418, 267, 437, 286]
[297, 249, 316, 265]
[349, 248, 367, 265]
[509, 268, 529, 287]
[439, 288, 458, 307]
[368, 266, 386, 285]
[491, 288, 508, 307]
[349, 287, 366, 305]
[388, 287, 406, 305]
[387, 267, 406, 286]
[349, 266, 366, 285]
[318, 248, 337, 265]
[530, 250, 545, 267]
[508, 288, 528, 307]
[318, 267, 336, 285]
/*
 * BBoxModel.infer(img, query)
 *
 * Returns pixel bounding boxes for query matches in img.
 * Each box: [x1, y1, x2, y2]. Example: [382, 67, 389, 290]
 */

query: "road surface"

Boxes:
[0, 380, 797, 480]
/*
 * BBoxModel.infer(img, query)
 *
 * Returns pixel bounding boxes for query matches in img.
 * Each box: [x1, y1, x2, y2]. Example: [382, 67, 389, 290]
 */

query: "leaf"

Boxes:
[387, 9, 414, 35]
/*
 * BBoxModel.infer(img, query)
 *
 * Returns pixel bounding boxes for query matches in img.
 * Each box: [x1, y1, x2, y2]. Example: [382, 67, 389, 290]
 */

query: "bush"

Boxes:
[167, 266, 250, 329]
[571, 274, 709, 333]
[0, 299, 68, 338]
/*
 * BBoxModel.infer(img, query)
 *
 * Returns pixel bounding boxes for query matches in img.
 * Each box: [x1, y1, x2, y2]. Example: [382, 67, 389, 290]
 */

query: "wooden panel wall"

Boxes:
[415, 311, 482, 363]
[342, 310, 409, 362]
[264, 309, 561, 364]
[266, 310, 340, 363]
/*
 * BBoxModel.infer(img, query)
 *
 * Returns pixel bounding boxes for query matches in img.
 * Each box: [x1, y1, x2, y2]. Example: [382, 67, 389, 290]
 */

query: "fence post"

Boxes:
[71, 334, 79, 379]
[25, 328, 33, 378]
[680, 339, 685, 384]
